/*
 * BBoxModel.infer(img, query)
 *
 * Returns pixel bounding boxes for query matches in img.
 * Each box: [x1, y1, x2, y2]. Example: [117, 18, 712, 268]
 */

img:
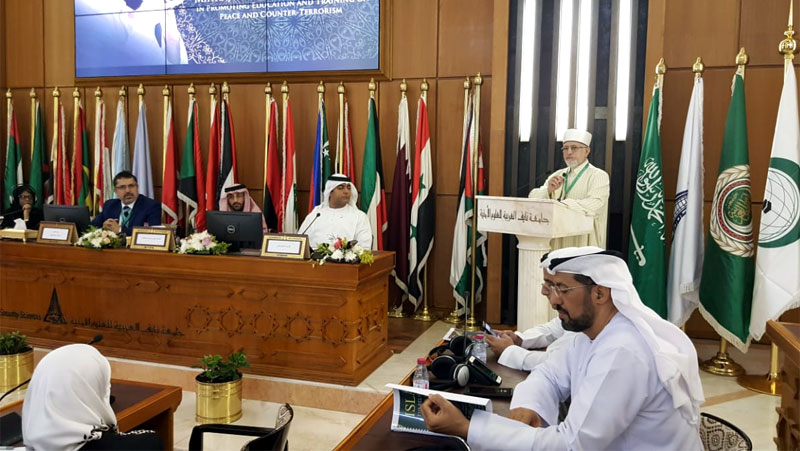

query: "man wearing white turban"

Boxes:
[528, 129, 609, 248]
[298, 174, 373, 250]
[421, 246, 704, 450]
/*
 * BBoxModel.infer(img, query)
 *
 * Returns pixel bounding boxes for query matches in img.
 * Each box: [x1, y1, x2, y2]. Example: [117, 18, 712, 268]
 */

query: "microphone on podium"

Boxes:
[87, 334, 103, 346]
[299, 212, 321, 235]
[558, 171, 568, 201]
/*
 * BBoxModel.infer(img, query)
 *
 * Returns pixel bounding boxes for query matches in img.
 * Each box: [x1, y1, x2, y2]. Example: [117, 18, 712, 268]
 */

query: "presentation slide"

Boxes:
[74, 0, 380, 77]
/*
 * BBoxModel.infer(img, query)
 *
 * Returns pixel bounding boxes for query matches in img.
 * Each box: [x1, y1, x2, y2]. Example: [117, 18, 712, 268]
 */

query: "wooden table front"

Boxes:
[766, 320, 800, 451]
[0, 241, 394, 385]
[0, 379, 182, 450]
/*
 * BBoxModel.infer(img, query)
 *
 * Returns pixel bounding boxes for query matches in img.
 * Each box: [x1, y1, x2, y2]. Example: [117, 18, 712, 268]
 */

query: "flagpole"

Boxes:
[700, 49, 749, 378]
[73, 88, 81, 206]
[52, 87, 59, 204]
[736, 8, 796, 395]
[93, 87, 102, 216]
[413, 79, 435, 322]
[162, 85, 170, 225]
[337, 82, 345, 173]
[389, 79, 410, 319]
[186, 83, 197, 236]
[263, 82, 272, 218]
[465, 73, 483, 332]
[30, 89, 36, 168]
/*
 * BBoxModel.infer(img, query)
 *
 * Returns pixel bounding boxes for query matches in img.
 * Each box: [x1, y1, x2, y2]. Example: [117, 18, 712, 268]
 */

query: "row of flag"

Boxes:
[629, 50, 800, 353]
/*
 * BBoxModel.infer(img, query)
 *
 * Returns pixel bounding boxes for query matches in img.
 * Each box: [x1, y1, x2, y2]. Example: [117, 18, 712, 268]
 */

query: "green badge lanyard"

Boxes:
[563, 163, 590, 198]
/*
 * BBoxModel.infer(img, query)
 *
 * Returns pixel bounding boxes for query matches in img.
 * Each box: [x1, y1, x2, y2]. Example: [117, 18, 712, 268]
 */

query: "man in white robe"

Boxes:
[528, 129, 609, 248]
[486, 318, 572, 371]
[421, 247, 704, 450]
[299, 174, 373, 250]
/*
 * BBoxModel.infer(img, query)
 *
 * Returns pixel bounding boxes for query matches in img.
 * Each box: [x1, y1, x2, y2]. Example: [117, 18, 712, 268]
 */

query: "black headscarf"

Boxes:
[6, 184, 36, 214]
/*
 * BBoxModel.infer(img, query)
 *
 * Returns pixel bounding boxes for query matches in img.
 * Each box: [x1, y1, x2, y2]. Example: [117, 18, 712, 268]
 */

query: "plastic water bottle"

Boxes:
[472, 334, 488, 363]
[412, 358, 430, 389]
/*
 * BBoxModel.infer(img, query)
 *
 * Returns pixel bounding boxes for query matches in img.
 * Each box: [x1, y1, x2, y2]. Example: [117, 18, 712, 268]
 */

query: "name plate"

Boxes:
[261, 234, 309, 260]
[130, 227, 174, 251]
[37, 221, 77, 245]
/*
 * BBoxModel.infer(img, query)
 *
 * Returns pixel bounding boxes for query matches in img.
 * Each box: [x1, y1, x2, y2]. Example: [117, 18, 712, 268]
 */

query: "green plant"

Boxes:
[0, 332, 32, 355]
[196, 351, 250, 383]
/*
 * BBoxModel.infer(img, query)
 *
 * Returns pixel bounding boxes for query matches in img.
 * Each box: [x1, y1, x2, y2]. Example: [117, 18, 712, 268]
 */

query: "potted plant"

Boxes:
[195, 352, 250, 424]
[0, 332, 34, 393]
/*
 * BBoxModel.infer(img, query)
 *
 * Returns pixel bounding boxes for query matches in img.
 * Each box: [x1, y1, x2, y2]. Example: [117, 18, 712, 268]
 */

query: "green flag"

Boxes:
[4, 101, 23, 211]
[29, 101, 47, 209]
[698, 70, 754, 353]
[628, 77, 667, 318]
[360, 97, 387, 250]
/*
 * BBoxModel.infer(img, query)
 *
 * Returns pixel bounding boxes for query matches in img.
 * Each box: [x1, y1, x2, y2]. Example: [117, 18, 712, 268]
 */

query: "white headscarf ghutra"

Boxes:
[322, 174, 358, 209]
[540, 246, 705, 426]
[22, 344, 117, 451]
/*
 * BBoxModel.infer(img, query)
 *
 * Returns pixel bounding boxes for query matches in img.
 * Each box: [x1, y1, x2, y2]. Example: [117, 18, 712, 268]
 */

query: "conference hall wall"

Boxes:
[646, 0, 799, 340]
[0, 0, 503, 319]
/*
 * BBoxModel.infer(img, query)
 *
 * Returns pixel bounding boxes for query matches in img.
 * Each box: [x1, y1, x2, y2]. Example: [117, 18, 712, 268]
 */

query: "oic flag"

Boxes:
[667, 76, 704, 326]
[73, 100, 92, 210]
[750, 58, 800, 340]
[281, 96, 298, 233]
[387, 94, 411, 304]
[360, 96, 388, 250]
[262, 96, 281, 232]
[408, 94, 435, 310]
[217, 99, 238, 195]
[132, 100, 154, 198]
[698, 67, 755, 353]
[178, 98, 206, 232]
[628, 74, 667, 318]
[52, 101, 72, 205]
[161, 97, 180, 225]
[308, 96, 331, 211]
[29, 100, 50, 208]
[205, 96, 221, 210]
[336, 100, 356, 181]
[4, 97, 22, 211]
[112, 97, 130, 177]
[450, 92, 487, 314]
[94, 95, 113, 212]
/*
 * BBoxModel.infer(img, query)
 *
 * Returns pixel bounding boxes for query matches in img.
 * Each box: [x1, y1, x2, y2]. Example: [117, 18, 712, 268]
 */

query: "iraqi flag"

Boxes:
[408, 94, 435, 310]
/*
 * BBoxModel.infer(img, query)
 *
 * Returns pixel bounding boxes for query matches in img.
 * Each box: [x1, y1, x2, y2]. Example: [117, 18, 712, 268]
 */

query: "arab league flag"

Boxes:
[750, 58, 800, 340]
[179, 98, 206, 232]
[4, 98, 22, 211]
[308, 96, 331, 211]
[698, 68, 755, 353]
[408, 94, 435, 310]
[360, 96, 388, 250]
[132, 100, 154, 198]
[628, 76, 667, 318]
[667, 76, 704, 326]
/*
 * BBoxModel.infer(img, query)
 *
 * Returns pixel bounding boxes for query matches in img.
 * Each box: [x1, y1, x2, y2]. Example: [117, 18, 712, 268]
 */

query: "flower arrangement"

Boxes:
[178, 230, 230, 255]
[77, 226, 124, 249]
[312, 237, 374, 265]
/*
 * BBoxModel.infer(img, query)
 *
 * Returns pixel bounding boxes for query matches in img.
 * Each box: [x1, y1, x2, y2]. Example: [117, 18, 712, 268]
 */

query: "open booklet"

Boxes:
[386, 383, 492, 438]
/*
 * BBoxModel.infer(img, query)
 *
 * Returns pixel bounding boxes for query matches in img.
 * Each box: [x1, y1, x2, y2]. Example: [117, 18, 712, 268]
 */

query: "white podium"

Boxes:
[476, 195, 593, 330]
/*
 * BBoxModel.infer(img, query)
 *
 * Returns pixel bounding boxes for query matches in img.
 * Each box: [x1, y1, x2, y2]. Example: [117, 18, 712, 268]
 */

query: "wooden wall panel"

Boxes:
[662, 0, 740, 68]
[437, 0, 493, 77]
[5, 0, 44, 88]
[43, 0, 74, 88]
[740, 0, 800, 66]
[391, 0, 437, 79]
[658, 70, 693, 202]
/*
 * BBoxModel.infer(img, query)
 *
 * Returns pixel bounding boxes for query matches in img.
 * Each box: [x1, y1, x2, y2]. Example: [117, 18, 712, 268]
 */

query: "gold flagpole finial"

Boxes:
[30, 88, 36, 99]
[162, 85, 170, 97]
[73, 87, 80, 99]
[473, 72, 483, 86]
[209, 83, 217, 96]
[421, 79, 429, 92]
[337, 81, 345, 94]
[265, 83, 272, 96]
[53, 86, 60, 98]
[222, 81, 230, 100]
[368, 78, 376, 98]
[119, 86, 126, 98]
[281, 81, 289, 94]
[5, 89, 11, 100]
[656, 57, 666, 75]
[317, 81, 325, 94]
[736, 48, 749, 67]
[464, 76, 471, 90]
[95, 87, 102, 98]
[137, 83, 145, 96]
[188, 82, 196, 99]
[780, 1, 797, 59]
[400, 78, 408, 94]
[692, 57, 704, 81]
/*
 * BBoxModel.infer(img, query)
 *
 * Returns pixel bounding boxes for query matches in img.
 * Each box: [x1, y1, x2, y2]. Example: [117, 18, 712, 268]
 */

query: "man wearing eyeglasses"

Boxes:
[528, 129, 609, 248]
[91, 171, 162, 235]
[421, 247, 704, 450]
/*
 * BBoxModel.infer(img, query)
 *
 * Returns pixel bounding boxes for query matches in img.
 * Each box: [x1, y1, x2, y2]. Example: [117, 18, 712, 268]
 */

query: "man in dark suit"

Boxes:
[91, 171, 161, 235]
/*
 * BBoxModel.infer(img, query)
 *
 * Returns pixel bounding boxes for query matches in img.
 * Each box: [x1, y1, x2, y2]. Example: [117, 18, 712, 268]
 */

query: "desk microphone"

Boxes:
[299, 212, 321, 235]
[558, 171, 568, 201]
[0, 334, 105, 403]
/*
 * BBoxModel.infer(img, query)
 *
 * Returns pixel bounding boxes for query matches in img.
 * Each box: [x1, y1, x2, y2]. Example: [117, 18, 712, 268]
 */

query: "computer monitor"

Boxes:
[43, 205, 91, 233]
[206, 211, 264, 252]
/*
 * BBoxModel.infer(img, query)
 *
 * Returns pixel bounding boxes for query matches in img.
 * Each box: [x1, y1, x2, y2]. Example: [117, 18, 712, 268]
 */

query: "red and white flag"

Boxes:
[161, 95, 180, 225]
[94, 96, 112, 212]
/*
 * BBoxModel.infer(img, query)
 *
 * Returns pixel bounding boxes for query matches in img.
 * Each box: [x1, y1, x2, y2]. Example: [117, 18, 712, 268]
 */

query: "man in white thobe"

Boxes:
[486, 318, 572, 371]
[528, 129, 609, 248]
[299, 174, 373, 250]
[421, 247, 704, 450]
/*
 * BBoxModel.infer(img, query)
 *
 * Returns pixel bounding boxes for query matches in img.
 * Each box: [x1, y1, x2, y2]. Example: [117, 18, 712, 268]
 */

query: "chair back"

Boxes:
[244, 404, 293, 451]
[699, 412, 752, 451]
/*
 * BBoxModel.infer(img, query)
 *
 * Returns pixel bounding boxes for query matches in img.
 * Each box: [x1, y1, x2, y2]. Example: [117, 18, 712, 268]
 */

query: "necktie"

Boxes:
[121, 206, 131, 226]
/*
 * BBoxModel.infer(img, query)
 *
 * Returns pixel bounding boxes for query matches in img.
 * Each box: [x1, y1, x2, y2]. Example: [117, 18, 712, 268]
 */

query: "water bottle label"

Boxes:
[413, 379, 429, 390]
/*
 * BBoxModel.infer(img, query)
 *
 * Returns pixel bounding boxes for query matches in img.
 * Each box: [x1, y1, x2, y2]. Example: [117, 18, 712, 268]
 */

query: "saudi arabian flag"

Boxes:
[698, 69, 754, 353]
[628, 77, 667, 318]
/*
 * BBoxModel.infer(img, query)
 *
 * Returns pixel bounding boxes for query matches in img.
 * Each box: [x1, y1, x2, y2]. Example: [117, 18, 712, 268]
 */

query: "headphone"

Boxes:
[427, 336, 474, 390]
